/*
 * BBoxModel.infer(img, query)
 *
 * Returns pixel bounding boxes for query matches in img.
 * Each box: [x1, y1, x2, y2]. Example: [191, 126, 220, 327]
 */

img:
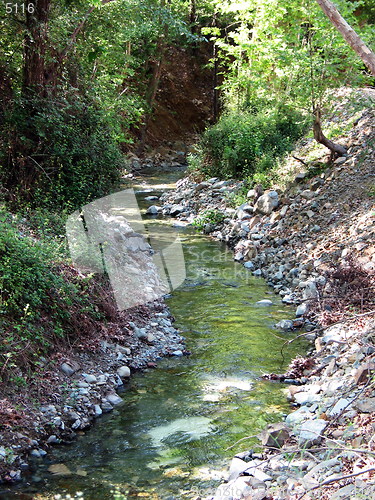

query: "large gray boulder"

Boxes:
[254, 191, 279, 215]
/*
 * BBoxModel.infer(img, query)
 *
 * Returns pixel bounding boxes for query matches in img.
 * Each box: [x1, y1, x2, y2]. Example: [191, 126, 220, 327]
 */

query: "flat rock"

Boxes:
[105, 393, 123, 406]
[328, 398, 351, 417]
[229, 457, 250, 481]
[48, 463, 72, 476]
[256, 299, 273, 306]
[60, 362, 79, 377]
[194, 181, 211, 192]
[259, 423, 291, 448]
[298, 419, 328, 446]
[276, 319, 294, 331]
[294, 392, 321, 405]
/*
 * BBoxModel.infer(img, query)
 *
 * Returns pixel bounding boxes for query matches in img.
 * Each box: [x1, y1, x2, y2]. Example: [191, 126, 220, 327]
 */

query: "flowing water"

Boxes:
[9, 169, 307, 500]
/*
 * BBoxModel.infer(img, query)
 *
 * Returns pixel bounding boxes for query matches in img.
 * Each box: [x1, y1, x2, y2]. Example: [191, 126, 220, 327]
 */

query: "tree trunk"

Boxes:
[313, 107, 347, 156]
[315, 0, 375, 76]
[136, 47, 165, 155]
[212, 43, 219, 122]
[23, 0, 51, 94]
[189, 0, 197, 35]
[136, 0, 169, 155]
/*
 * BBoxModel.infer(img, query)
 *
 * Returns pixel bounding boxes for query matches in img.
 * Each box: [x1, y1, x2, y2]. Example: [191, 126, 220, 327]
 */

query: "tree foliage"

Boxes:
[191, 0, 374, 179]
[0, 0, 197, 208]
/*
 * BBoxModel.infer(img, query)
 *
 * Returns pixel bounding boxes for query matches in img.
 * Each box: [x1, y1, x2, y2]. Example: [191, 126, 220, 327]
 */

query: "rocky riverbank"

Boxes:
[157, 88, 375, 499]
[0, 297, 185, 485]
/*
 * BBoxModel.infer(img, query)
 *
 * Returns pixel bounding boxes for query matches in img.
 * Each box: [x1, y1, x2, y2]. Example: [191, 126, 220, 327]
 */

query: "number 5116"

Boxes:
[6, 3, 35, 14]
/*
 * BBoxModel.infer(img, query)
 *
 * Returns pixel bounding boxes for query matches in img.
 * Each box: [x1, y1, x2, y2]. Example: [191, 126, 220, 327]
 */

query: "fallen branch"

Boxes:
[292, 156, 308, 166]
[296, 466, 375, 500]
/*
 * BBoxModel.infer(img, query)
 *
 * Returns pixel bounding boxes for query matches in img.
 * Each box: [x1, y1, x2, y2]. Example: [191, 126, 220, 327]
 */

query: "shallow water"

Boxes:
[10, 170, 307, 499]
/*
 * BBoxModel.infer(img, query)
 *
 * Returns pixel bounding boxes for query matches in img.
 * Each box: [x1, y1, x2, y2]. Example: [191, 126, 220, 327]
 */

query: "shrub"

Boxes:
[198, 104, 308, 180]
[1, 93, 125, 211]
[0, 209, 109, 382]
[192, 209, 226, 230]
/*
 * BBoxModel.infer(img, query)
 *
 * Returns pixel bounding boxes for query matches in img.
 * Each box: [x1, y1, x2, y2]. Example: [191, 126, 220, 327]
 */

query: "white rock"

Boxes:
[276, 320, 294, 331]
[294, 392, 321, 405]
[247, 189, 256, 199]
[134, 327, 148, 339]
[298, 419, 328, 446]
[244, 261, 254, 270]
[94, 405, 103, 417]
[256, 299, 273, 306]
[285, 406, 311, 426]
[106, 393, 123, 406]
[84, 374, 97, 384]
[302, 280, 318, 300]
[328, 398, 351, 417]
[296, 303, 308, 317]
[229, 457, 250, 481]
[117, 366, 131, 378]
[146, 205, 161, 215]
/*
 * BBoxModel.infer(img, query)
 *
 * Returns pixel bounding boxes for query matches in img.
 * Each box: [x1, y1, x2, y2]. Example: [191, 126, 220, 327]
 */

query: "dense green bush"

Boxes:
[197, 105, 308, 180]
[0, 209, 101, 381]
[1, 94, 125, 210]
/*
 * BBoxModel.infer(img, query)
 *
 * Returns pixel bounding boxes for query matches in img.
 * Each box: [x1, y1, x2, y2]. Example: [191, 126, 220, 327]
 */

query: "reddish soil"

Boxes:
[145, 45, 216, 146]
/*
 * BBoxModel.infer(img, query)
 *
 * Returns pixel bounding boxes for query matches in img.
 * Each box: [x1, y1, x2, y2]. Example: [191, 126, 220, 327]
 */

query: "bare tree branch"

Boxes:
[315, 0, 375, 76]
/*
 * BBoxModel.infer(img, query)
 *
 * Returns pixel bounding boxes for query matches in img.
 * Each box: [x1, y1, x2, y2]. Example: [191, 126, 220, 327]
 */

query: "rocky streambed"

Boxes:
[2, 166, 308, 499]
[0, 299, 185, 485]
[156, 89, 375, 499]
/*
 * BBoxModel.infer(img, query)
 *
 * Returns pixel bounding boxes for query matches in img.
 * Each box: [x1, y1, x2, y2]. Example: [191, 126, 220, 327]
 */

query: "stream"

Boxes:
[13, 169, 307, 499]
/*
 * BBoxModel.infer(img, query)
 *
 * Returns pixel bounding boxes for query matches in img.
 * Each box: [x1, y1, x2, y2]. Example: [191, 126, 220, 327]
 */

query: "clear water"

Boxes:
[8, 170, 307, 499]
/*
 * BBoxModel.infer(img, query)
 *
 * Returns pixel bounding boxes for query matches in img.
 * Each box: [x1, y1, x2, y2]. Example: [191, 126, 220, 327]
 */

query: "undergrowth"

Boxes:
[313, 256, 375, 327]
[192, 209, 226, 231]
[0, 208, 118, 385]
[188, 104, 309, 182]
